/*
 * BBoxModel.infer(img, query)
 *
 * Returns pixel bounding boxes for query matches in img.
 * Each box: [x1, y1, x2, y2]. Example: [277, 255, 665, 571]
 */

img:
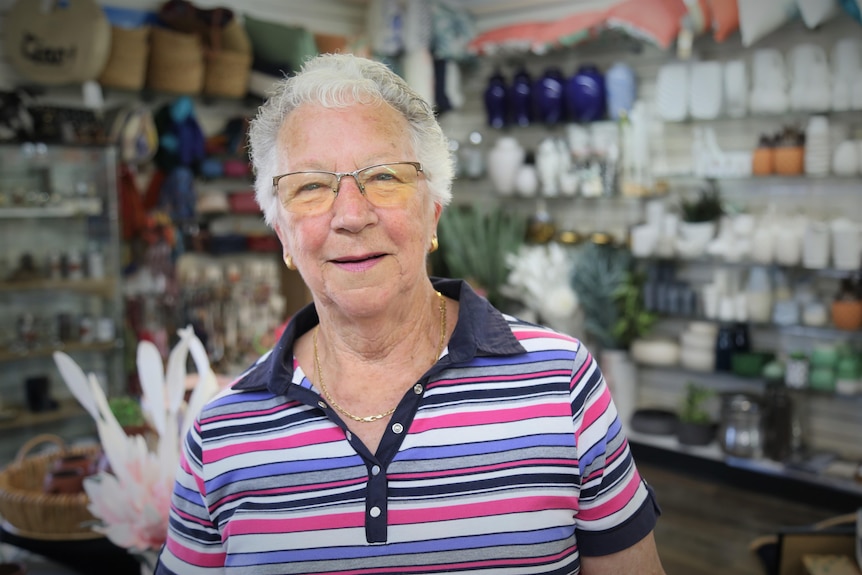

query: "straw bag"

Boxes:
[99, 26, 151, 91]
[0, 434, 102, 540]
[147, 26, 204, 95]
[203, 19, 252, 99]
[204, 49, 251, 99]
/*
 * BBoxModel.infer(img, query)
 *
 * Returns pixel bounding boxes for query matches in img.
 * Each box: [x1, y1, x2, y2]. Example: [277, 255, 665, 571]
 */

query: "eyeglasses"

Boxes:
[273, 162, 424, 216]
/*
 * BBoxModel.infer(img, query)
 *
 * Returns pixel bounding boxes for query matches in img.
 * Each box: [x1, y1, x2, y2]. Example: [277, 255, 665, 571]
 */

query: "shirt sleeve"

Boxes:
[155, 420, 227, 574]
[569, 345, 662, 556]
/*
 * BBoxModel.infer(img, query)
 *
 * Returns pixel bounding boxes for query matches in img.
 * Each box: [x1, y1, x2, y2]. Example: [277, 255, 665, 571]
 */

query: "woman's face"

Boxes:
[273, 102, 441, 317]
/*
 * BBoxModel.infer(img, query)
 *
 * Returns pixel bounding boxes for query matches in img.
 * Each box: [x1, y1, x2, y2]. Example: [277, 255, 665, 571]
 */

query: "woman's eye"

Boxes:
[297, 181, 326, 193]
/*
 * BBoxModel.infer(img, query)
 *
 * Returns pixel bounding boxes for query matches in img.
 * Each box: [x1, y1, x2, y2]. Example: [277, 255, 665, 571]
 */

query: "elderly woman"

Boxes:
[155, 53, 666, 575]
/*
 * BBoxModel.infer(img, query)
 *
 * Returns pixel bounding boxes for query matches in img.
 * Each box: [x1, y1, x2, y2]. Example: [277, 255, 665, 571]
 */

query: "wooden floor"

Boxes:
[639, 461, 839, 575]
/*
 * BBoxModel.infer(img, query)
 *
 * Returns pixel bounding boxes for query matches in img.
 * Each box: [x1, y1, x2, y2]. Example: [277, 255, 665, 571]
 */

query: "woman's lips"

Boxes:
[333, 253, 384, 271]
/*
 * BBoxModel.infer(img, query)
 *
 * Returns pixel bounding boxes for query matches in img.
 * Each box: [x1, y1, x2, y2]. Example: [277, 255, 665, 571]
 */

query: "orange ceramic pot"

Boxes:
[751, 147, 774, 175]
[832, 300, 862, 331]
[775, 146, 804, 175]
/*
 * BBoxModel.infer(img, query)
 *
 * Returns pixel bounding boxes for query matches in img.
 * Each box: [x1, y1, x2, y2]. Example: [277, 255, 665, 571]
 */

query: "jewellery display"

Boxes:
[313, 290, 447, 423]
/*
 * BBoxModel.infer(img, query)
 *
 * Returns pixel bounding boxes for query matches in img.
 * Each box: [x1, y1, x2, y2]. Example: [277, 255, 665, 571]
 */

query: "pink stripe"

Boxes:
[579, 471, 642, 521]
[205, 427, 343, 463]
[224, 510, 364, 536]
[201, 402, 297, 425]
[571, 351, 594, 389]
[389, 495, 576, 524]
[514, 329, 574, 342]
[165, 537, 226, 568]
[411, 402, 571, 433]
[581, 387, 611, 430]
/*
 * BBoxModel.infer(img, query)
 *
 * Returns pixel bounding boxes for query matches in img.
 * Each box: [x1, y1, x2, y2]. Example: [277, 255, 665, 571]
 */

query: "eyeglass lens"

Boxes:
[276, 162, 421, 214]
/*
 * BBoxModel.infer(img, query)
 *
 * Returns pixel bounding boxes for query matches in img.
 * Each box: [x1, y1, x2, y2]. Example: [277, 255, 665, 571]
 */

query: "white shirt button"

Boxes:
[413, 384, 423, 394]
[346, 431, 353, 441]
[371, 465, 380, 476]
[369, 506, 381, 518]
[317, 401, 327, 409]
[391, 422, 404, 434]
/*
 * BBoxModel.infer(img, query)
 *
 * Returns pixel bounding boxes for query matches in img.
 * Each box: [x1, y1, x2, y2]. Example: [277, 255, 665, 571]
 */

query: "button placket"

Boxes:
[365, 461, 388, 543]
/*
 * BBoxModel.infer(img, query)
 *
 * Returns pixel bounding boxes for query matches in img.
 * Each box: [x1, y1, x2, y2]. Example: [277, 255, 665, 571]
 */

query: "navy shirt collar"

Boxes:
[232, 277, 526, 395]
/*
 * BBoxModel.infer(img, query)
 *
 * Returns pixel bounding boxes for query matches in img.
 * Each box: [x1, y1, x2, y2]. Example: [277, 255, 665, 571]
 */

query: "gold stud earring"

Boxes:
[284, 255, 296, 270]
[429, 236, 439, 253]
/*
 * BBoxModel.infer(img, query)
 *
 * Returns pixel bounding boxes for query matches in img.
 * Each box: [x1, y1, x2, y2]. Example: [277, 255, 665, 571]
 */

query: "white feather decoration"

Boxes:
[137, 340, 167, 438]
[52, 325, 219, 552]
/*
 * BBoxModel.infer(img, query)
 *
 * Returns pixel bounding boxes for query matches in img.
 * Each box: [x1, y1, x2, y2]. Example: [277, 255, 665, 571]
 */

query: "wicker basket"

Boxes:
[147, 26, 204, 95]
[0, 434, 102, 540]
[203, 49, 251, 98]
[99, 25, 150, 91]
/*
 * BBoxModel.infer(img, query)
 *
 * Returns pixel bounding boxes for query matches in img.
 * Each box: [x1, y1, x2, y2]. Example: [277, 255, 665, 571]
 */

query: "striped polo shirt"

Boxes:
[156, 278, 660, 575]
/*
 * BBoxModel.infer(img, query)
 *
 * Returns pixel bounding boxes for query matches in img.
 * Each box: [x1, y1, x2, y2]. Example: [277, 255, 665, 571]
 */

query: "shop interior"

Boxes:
[0, 0, 861, 573]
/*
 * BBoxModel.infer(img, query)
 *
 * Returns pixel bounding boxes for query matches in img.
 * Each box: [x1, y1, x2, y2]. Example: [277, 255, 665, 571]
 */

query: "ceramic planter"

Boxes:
[677, 421, 716, 446]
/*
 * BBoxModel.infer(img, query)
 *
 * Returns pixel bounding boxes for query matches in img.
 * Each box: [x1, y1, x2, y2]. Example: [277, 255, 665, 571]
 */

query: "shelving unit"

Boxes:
[0, 144, 125, 457]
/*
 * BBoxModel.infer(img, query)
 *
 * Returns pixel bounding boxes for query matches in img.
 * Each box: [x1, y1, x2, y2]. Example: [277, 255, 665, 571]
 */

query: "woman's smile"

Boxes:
[331, 252, 386, 271]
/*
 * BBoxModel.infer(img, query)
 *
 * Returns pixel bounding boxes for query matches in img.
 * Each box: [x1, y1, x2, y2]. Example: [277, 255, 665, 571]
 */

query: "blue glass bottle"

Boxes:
[508, 67, 533, 127]
[567, 64, 606, 123]
[483, 70, 508, 129]
[533, 67, 564, 126]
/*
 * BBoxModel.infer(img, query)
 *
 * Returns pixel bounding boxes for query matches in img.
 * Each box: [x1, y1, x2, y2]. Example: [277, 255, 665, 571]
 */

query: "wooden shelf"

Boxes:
[0, 399, 86, 432]
[0, 278, 117, 296]
[0, 339, 122, 363]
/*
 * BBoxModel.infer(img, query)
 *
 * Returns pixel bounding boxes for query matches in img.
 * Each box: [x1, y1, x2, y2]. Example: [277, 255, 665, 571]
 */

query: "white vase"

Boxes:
[599, 349, 638, 433]
[487, 136, 525, 196]
[514, 164, 539, 197]
[536, 138, 561, 197]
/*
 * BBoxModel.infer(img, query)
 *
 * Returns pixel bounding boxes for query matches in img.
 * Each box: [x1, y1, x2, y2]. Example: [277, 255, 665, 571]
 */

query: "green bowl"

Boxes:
[731, 352, 774, 378]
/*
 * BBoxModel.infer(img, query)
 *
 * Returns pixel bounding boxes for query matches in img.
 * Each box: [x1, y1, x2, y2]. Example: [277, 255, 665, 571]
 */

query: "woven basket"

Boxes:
[147, 26, 204, 94]
[204, 49, 251, 98]
[99, 25, 150, 91]
[0, 434, 102, 540]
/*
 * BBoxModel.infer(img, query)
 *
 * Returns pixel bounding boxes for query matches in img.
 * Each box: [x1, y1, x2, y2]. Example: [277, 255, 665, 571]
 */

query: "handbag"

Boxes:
[1, 0, 111, 86]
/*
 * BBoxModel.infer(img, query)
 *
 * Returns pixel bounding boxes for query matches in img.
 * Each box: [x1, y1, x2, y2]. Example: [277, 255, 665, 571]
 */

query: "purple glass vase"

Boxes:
[566, 64, 606, 123]
[533, 67, 565, 126]
[508, 67, 533, 127]
[483, 70, 508, 129]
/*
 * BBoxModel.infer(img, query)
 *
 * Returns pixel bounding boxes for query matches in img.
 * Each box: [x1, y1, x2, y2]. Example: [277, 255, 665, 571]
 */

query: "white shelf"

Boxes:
[0, 199, 102, 218]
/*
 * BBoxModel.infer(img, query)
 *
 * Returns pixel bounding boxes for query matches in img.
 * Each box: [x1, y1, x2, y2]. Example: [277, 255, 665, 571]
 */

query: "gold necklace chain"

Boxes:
[313, 290, 447, 423]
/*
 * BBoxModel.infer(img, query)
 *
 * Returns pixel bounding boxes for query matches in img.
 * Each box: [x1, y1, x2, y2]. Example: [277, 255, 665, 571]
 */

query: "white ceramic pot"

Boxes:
[831, 218, 862, 270]
[514, 164, 539, 197]
[487, 137, 525, 196]
[600, 349, 638, 433]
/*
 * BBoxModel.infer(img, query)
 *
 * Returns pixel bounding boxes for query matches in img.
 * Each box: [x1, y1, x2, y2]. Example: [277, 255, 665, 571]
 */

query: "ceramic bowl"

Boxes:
[630, 338, 681, 366]
[681, 345, 715, 372]
[680, 329, 716, 351]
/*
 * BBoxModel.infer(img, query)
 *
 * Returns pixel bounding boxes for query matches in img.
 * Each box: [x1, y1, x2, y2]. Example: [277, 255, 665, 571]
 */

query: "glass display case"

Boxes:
[0, 143, 124, 462]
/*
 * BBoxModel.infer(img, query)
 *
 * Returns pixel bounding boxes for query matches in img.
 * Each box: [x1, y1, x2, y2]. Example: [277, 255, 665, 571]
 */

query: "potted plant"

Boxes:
[108, 396, 148, 435]
[677, 381, 716, 446]
[435, 205, 526, 309]
[572, 242, 656, 430]
[677, 181, 724, 258]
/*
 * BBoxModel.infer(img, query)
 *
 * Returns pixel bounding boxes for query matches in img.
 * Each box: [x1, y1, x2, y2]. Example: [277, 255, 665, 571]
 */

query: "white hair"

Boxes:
[247, 53, 454, 226]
